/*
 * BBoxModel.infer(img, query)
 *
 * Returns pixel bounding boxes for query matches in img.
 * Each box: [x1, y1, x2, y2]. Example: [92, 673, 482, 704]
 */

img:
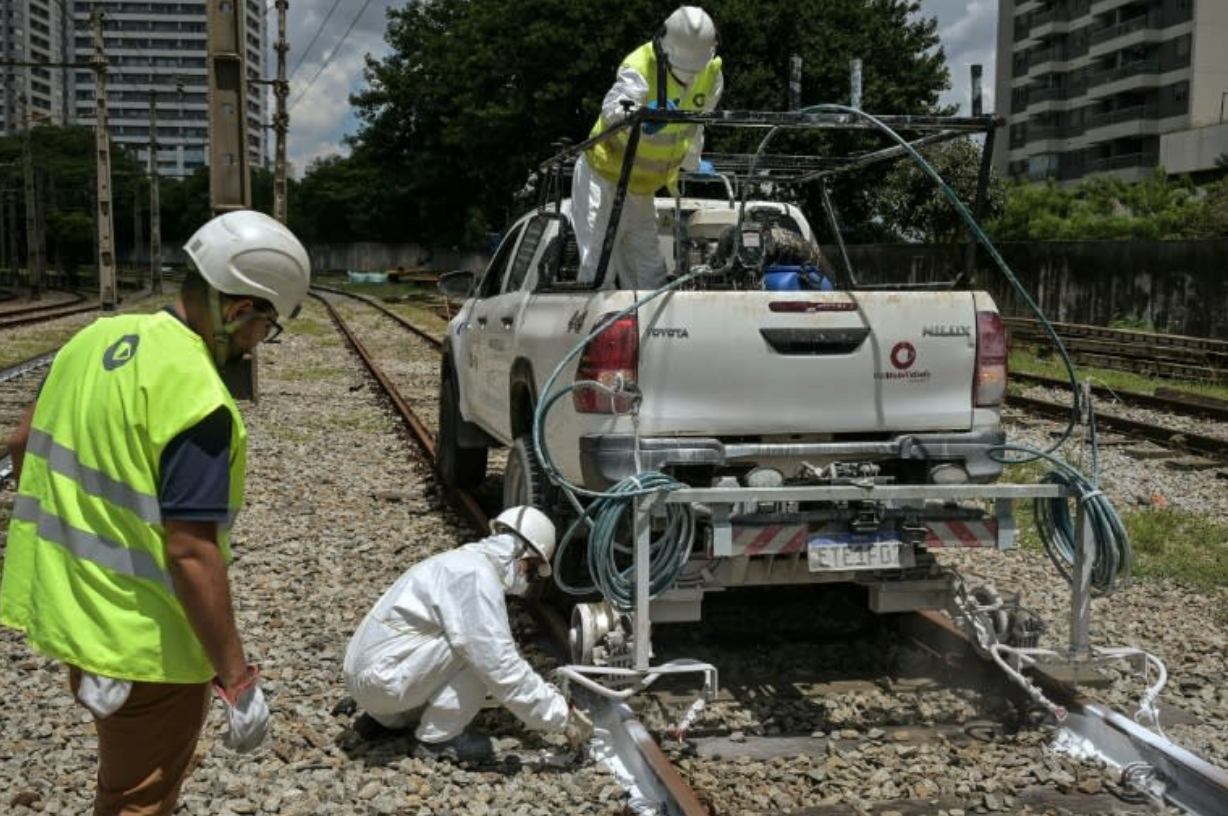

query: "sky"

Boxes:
[279, 0, 999, 177]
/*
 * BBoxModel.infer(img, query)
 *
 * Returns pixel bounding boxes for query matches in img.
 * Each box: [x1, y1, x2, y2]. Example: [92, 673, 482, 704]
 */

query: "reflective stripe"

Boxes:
[27, 428, 162, 525]
[12, 494, 175, 592]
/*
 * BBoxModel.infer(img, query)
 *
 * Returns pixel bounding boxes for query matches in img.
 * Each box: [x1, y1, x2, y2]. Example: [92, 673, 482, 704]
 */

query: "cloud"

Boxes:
[276, 0, 399, 175]
[918, 0, 999, 115]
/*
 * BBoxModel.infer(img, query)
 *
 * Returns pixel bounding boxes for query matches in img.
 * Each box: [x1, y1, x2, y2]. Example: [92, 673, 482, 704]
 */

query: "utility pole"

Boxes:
[272, 0, 289, 223]
[207, 0, 251, 213]
[5, 188, 17, 286]
[91, 8, 117, 310]
[22, 89, 42, 300]
[149, 90, 162, 293]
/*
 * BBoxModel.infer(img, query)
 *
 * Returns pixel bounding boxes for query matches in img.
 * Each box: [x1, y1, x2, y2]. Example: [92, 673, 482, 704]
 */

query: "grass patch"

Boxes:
[267, 364, 349, 383]
[1123, 507, 1228, 591]
[1010, 346, 1228, 402]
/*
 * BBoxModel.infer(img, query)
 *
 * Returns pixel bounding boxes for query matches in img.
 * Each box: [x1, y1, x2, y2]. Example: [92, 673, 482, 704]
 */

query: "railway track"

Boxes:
[2, 288, 1225, 814]
[311, 286, 1228, 815]
[1006, 317, 1228, 384]
[0, 290, 98, 331]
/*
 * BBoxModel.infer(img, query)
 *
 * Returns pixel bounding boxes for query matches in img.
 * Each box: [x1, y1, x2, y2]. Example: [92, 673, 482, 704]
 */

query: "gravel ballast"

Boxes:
[1, 302, 1226, 814]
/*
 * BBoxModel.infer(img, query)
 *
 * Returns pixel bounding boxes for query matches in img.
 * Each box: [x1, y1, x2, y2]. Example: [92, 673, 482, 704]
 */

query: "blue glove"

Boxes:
[697, 159, 715, 176]
[643, 99, 678, 134]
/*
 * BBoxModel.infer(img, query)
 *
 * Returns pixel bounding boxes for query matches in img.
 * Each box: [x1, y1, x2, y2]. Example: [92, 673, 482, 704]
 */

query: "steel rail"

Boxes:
[1013, 371, 1228, 423]
[0, 302, 100, 331]
[311, 286, 707, 815]
[0, 351, 56, 384]
[916, 611, 1228, 815]
[1009, 393, 1228, 461]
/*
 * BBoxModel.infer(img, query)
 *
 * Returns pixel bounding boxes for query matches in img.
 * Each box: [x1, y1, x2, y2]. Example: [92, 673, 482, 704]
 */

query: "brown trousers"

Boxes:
[69, 666, 212, 816]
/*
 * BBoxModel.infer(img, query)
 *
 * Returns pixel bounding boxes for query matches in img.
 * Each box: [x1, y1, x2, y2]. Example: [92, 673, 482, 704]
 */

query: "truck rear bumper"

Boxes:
[578, 429, 1006, 488]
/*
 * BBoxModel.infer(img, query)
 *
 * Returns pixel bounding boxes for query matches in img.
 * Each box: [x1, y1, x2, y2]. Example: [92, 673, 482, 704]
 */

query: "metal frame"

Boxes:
[535, 107, 1003, 289]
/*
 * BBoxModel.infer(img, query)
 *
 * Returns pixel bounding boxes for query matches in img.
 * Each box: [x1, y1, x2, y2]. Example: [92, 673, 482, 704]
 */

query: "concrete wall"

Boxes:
[306, 242, 489, 276]
[836, 240, 1228, 339]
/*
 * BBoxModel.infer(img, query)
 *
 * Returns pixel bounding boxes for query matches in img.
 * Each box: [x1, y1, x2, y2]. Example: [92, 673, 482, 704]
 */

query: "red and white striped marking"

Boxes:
[924, 520, 997, 548]
[735, 525, 807, 556]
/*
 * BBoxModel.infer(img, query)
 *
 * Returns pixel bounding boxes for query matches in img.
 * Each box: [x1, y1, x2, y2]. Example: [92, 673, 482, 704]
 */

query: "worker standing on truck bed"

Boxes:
[572, 5, 724, 289]
[343, 506, 595, 763]
[1, 210, 310, 814]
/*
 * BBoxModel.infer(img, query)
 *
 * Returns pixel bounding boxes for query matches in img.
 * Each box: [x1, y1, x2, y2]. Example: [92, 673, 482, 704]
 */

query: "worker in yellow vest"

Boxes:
[572, 5, 724, 289]
[1, 210, 310, 815]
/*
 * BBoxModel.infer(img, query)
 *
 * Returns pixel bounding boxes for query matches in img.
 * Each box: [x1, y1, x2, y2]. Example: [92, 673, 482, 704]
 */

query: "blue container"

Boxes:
[763, 268, 801, 290]
[763, 264, 835, 291]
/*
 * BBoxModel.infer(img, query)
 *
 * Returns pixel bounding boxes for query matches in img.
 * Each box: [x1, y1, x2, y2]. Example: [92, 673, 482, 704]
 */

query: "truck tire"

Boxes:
[437, 374, 487, 489]
[502, 436, 554, 510]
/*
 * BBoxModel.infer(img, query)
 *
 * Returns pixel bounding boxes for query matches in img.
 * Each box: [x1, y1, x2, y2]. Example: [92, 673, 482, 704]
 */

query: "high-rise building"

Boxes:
[994, 0, 1228, 183]
[1, 1, 268, 177]
[70, 1, 268, 178]
[0, 0, 71, 132]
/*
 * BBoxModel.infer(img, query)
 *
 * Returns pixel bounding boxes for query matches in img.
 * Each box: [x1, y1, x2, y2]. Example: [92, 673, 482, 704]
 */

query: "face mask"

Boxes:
[507, 566, 533, 597]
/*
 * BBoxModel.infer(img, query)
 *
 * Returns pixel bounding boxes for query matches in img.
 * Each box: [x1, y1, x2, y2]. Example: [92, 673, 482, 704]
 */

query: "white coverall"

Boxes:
[571, 63, 724, 290]
[342, 534, 570, 743]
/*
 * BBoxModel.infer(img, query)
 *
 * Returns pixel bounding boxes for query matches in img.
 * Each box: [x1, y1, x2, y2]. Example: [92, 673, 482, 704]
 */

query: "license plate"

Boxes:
[807, 530, 915, 572]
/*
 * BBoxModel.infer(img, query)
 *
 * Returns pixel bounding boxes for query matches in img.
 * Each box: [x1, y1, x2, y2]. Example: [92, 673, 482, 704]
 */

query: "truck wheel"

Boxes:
[502, 436, 554, 510]
[437, 374, 487, 489]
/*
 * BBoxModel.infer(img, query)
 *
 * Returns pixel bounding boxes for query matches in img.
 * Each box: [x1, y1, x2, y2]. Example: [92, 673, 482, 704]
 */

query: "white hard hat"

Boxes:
[184, 210, 311, 318]
[492, 506, 556, 576]
[660, 6, 717, 74]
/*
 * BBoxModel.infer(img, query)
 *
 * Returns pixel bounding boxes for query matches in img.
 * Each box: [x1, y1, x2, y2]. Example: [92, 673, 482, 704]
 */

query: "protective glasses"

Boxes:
[259, 314, 284, 343]
[225, 309, 283, 343]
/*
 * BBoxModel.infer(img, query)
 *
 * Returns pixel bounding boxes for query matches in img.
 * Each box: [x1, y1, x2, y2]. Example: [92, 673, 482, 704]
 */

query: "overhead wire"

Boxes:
[288, 0, 378, 113]
[288, 0, 345, 82]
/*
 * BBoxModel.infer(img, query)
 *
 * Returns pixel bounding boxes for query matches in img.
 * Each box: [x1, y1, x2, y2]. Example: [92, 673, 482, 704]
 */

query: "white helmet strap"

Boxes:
[206, 287, 236, 369]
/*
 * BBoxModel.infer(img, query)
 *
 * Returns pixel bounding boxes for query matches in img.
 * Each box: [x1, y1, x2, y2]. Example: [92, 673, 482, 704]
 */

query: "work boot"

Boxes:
[353, 713, 407, 742]
[412, 733, 494, 763]
[352, 705, 424, 742]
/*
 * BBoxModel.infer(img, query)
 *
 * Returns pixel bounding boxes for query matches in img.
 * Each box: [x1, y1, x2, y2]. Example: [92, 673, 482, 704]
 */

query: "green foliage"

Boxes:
[322, 0, 952, 245]
[1124, 507, 1228, 594]
[0, 124, 148, 263]
[987, 168, 1228, 241]
[864, 138, 1006, 243]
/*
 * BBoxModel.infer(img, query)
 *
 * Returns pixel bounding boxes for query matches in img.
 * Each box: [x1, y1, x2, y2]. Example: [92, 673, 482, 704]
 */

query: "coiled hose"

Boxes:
[532, 269, 709, 607]
[1034, 466, 1132, 594]
[582, 472, 695, 611]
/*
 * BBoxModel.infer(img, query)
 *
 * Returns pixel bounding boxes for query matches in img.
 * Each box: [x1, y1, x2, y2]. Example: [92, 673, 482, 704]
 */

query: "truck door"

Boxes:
[479, 214, 552, 438]
[467, 222, 525, 432]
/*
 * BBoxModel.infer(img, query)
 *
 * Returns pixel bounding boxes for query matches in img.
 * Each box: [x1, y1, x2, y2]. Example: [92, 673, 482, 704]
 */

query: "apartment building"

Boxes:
[994, 0, 1228, 183]
[0, 0, 70, 132]
[1, 0, 267, 177]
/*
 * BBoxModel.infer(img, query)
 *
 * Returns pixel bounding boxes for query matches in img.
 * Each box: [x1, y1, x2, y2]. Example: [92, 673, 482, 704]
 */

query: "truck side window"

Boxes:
[504, 215, 548, 294]
[476, 223, 525, 299]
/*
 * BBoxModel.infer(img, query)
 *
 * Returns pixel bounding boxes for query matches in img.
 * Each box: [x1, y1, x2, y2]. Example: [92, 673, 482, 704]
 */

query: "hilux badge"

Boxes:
[922, 324, 971, 337]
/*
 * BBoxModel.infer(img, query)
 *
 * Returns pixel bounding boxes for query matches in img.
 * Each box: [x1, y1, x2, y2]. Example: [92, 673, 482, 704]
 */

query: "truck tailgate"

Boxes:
[634, 291, 980, 435]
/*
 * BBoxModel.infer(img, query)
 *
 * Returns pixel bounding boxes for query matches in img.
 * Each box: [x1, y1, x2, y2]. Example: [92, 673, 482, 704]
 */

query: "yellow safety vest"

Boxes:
[587, 42, 721, 195]
[0, 311, 247, 683]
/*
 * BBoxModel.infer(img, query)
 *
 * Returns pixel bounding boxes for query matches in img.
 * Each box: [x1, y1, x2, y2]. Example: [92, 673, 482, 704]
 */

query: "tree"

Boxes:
[0, 124, 146, 270]
[864, 138, 1005, 243]
[340, 0, 951, 246]
[986, 169, 1225, 241]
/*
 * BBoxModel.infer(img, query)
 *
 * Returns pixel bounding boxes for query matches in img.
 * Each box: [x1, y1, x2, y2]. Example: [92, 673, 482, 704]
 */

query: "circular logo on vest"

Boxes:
[890, 341, 916, 370]
[693, 93, 706, 107]
[102, 335, 140, 371]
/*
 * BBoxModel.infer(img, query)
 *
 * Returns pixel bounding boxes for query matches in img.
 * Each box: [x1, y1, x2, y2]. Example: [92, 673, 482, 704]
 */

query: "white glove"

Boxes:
[77, 671, 133, 719]
[564, 705, 594, 751]
[212, 664, 270, 753]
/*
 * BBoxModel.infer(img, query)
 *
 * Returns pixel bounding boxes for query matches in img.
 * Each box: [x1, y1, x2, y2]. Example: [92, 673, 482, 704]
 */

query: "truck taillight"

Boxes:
[574, 312, 639, 414]
[975, 311, 1008, 407]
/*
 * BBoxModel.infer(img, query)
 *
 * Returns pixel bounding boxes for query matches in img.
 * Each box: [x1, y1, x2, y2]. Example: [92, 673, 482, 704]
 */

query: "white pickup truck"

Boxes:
[437, 110, 1029, 663]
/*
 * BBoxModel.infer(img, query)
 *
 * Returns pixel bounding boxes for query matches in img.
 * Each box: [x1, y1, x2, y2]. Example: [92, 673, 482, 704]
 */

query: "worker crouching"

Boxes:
[343, 506, 594, 763]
